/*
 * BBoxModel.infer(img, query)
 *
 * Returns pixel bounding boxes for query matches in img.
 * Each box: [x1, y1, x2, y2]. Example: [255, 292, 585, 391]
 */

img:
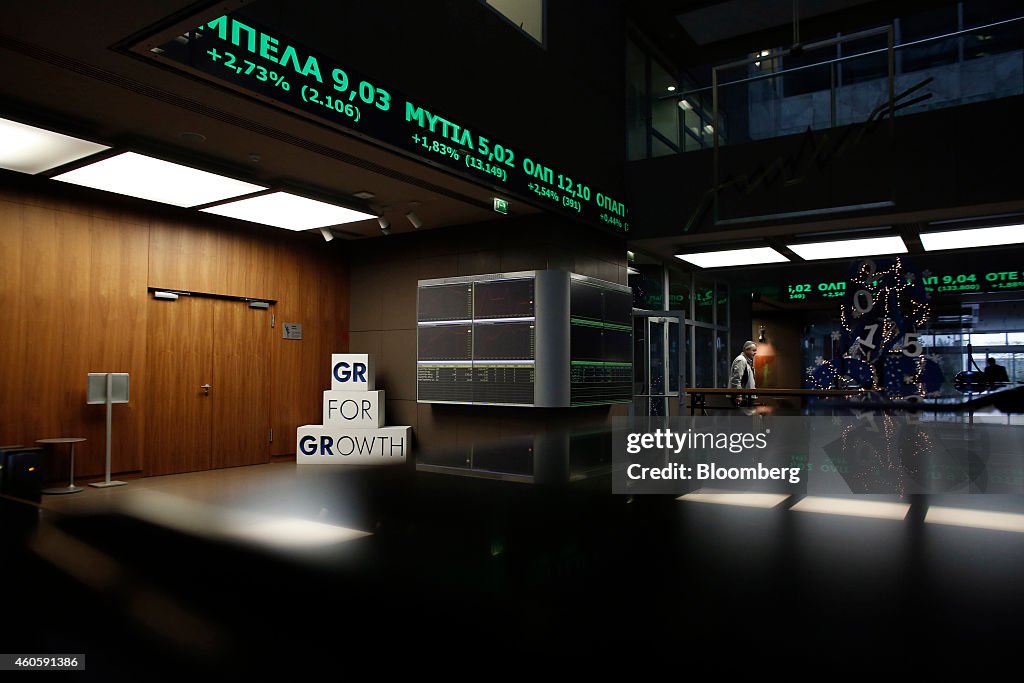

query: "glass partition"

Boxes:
[630, 4, 1024, 157]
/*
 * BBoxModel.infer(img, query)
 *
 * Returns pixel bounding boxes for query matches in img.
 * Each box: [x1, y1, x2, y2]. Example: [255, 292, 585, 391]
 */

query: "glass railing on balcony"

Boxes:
[656, 15, 1022, 152]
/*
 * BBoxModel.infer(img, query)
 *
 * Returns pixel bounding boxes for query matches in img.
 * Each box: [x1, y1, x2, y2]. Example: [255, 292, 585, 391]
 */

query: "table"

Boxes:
[686, 388, 867, 416]
[36, 437, 86, 494]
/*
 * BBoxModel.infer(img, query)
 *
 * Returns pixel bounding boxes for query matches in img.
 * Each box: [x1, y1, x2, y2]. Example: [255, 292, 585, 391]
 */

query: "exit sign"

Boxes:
[493, 197, 509, 214]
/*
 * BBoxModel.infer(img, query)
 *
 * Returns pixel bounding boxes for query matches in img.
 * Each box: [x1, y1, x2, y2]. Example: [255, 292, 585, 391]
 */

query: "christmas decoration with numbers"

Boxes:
[296, 354, 411, 465]
[808, 258, 944, 399]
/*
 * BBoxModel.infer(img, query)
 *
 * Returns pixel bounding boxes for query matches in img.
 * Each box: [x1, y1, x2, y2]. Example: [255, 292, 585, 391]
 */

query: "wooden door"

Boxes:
[144, 296, 271, 476]
[211, 303, 271, 469]
[144, 296, 215, 476]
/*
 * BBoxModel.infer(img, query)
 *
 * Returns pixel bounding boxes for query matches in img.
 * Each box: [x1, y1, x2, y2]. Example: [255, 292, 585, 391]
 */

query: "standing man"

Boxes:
[729, 340, 757, 407]
[984, 356, 1010, 387]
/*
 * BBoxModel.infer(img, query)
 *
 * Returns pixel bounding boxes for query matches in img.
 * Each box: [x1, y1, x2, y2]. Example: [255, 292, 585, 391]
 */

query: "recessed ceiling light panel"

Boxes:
[675, 246, 788, 268]
[787, 235, 907, 260]
[0, 117, 109, 174]
[53, 152, 264, 207]
[920, 224, 1024, 251]
[201, 191, 375, 231]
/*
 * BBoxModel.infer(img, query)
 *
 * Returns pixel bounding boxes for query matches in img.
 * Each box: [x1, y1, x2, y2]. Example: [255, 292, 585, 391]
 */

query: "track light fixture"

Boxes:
[319, 227, 335, 242]
[405, 211, 423, 229]
[378, 216, 391, 235]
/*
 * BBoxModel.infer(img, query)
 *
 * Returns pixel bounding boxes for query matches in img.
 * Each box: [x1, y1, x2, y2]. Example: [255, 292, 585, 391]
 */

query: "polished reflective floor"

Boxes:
[3, 460, 1023, 675]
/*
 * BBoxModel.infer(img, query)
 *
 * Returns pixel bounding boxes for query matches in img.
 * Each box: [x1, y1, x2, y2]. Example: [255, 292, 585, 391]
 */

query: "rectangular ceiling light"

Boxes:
[53, 151, 264, 207]
[200, 191, 375, 230]
[678, 491, 790, 508]
[0, 116, 109, 174]
[920, 224, 1024, 252]
[787, 235, 907, 261]
[925, 506, 1024, 533]
[790, 496, 910, 520]
[675, 246, 788, 268]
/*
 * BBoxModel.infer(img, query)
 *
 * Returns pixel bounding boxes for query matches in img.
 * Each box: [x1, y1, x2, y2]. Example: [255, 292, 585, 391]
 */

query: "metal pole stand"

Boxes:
[89, 373, 127, 488]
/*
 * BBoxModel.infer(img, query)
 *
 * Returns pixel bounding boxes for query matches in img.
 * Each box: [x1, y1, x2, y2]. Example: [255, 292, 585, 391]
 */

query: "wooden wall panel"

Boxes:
[148, 217, 274, 300]
[0, 199, 31, 447]
[0, 184, 349, 477]
[268, 242, 303, 456]
[268, 243, 349, 457]
[268, 243, 312, 456]
[59, 210, 149, 476]
[0, 198, 150, 480]
[22, 202, 66, 443]
[317, 246, 349, 395]
[0, 200, 64, 446]
[0, 199, 22, 445]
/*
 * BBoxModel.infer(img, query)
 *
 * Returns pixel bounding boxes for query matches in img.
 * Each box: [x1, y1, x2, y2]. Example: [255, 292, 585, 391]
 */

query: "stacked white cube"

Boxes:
[296, 354, 411, 465]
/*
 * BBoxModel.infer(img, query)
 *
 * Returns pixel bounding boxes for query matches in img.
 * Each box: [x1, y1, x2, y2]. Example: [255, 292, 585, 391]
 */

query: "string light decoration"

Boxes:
[808, 257, 944, 398]
[828, 413, 940, 495]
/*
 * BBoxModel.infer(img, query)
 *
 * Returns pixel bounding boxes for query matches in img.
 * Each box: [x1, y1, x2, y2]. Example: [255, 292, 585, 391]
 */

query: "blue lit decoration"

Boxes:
[807, 257, 944, 398]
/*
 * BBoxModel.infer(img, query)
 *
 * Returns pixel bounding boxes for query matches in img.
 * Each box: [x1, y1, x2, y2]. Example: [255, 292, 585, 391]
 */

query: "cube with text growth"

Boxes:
[296, 353, 410, 466]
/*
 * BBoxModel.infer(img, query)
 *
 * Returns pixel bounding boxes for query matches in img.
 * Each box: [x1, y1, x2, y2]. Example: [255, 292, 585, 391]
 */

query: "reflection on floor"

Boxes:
[680, 489, 1024, 529]
[3, 461, 1023, 673]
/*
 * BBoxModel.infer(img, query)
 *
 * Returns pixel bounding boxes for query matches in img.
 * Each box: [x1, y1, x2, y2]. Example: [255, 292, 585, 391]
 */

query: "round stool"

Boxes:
[36, 437, 86, 494]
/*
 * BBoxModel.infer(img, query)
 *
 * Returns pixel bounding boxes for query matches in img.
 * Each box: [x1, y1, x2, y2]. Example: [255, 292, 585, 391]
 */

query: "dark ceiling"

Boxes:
[0, 0, 538, 240]
[0, 0, 1004, 254]
[628, 0, 961, 80]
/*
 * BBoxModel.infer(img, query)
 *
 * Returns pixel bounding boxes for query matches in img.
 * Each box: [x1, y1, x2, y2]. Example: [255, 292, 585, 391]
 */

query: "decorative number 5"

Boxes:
[902, 332, 922, 357]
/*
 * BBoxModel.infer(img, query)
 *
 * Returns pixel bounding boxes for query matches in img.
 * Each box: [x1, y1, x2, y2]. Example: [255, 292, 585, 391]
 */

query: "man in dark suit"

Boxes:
[984, 357, 1010, 387]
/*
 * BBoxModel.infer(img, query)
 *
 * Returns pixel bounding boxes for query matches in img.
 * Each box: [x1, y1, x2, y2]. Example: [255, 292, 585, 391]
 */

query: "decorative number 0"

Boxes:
[853, 289, 874, 314]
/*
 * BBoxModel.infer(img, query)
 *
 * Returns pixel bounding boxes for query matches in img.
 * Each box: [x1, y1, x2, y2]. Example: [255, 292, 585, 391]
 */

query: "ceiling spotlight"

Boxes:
[353, 191, 375, 200]
[667, 85, 676, 92]
[377, 216, 391, 235]
[678, 99, 693, 110]
[406, 211, 423, 229]
[319, 227, 335, 242]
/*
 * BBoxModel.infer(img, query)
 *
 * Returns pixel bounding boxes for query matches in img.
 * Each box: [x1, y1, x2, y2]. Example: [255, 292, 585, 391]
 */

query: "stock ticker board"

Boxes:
[782, 269, 1024, 301]
[151, 14, 630, 233]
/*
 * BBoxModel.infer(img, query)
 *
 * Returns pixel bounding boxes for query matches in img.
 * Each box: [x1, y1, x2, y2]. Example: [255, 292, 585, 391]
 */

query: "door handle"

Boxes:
[201, 384, 212, 394]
